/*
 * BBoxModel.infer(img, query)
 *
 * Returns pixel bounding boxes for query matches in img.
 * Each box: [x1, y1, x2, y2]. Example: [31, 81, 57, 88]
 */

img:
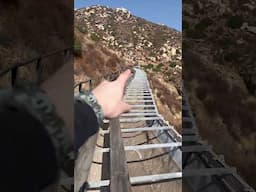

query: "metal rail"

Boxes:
[0, 47, 73, 86]
[73, 67, 135, 92]
[182, 87, 255, 192]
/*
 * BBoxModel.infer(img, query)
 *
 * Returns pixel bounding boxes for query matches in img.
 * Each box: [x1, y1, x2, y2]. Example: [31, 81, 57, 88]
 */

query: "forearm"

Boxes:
[74, 101, 99, 152]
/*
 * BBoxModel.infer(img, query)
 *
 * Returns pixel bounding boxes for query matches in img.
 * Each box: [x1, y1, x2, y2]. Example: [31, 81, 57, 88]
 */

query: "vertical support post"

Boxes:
[89, 79, 92, 91]
[11, 67, 18, 86]
[64, 48, 68, 57]
[110, 118, 132, 192]
[79, 83, 82, 92]
[36, 58, 42, 85]
[63, 49, 68, 61]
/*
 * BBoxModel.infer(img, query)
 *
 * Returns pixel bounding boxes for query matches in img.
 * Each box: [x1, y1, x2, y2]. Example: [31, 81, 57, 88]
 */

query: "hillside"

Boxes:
[74, 27, 127, 84]
[183, 0, 256, 188]
[74, 5, 182, 131]
[0, 0, 72, 86]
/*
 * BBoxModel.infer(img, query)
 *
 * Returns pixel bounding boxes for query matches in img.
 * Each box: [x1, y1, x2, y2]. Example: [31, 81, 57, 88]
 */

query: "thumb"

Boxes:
[116, 69, 132, 89]
[118, 101, 131, 114]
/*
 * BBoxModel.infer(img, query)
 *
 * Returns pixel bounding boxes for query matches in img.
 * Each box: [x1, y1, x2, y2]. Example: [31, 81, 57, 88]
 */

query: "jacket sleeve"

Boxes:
[74, 101, 99, 152]
[1, 105, 58, 191]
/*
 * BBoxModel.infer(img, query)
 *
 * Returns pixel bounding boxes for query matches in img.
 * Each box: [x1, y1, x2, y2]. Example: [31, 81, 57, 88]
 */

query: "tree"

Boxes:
[74, 38, 82, 57]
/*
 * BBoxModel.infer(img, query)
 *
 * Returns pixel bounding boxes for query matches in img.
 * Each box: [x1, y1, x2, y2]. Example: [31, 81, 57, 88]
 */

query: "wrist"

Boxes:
[1, 80, 72, 166]
[75, 90, 105, 127]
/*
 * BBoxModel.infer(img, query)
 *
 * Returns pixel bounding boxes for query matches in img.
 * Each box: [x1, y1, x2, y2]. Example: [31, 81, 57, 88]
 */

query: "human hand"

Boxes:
[92, 69, 132, 119]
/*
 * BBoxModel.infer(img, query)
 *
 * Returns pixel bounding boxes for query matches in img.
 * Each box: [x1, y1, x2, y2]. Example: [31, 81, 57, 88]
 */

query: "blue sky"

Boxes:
[74, 0, 181, 31]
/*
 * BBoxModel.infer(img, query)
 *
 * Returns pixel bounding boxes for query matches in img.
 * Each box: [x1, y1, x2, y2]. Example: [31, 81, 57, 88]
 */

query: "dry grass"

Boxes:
[149, 75, 182, 132]
[74, 28, 126, 84]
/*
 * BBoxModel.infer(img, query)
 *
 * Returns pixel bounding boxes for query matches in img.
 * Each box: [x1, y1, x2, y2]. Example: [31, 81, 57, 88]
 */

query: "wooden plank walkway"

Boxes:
[110, 118, 132, 192]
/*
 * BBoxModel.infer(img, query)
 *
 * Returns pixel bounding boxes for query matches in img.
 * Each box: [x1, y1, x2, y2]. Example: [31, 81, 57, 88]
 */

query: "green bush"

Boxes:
[74, 38, 82, 57]
[195, 17, 213, 31]
[186, 29, 206, 39]
[152, 67, 159, 72]
[226, 15, 244, 29]
[157, 63, 163, 69]
[146, 64, 153, 69]
[183, 20, 189, 30]
[217, 36, 234, 48]
[0, 34, 12, 46]
[176, 49, 181, 54]
[169, 61, 176, 68]
[90, 33, 100, 42]
[77, 26, 88, 34]
[224, 51, 238, 62]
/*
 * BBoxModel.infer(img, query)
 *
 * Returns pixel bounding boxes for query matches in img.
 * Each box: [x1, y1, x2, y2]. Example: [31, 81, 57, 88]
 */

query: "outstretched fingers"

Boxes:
[118, 101, 131, 115]
[116, 69, 132, 90]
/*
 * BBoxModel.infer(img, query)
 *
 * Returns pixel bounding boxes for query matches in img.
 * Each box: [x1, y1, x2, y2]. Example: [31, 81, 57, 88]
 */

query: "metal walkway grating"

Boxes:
[86, 68, 182, 191]
[74, 68, 255, 192]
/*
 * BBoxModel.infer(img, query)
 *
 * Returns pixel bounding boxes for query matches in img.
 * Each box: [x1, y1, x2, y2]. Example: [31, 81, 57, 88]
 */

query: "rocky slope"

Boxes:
[74, 5, 182, 131]
[183, 0, 256, 188]
[75, 6, 181, 65]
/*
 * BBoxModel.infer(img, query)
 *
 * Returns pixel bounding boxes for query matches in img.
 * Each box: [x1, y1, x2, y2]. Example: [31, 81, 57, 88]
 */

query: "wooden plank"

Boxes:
[74, 134, 97, 192]
[110, 118, 132, 192]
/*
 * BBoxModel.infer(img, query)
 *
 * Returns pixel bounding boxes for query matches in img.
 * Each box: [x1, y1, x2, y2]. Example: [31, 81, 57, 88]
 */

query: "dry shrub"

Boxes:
[101, 46, 112, 56]
[151, 76, 180, 113]
[106, 54, 120, 69]
[85, 49, 105, 70]
[149, 75, 181, 132]
[74, 32, 127, 83]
